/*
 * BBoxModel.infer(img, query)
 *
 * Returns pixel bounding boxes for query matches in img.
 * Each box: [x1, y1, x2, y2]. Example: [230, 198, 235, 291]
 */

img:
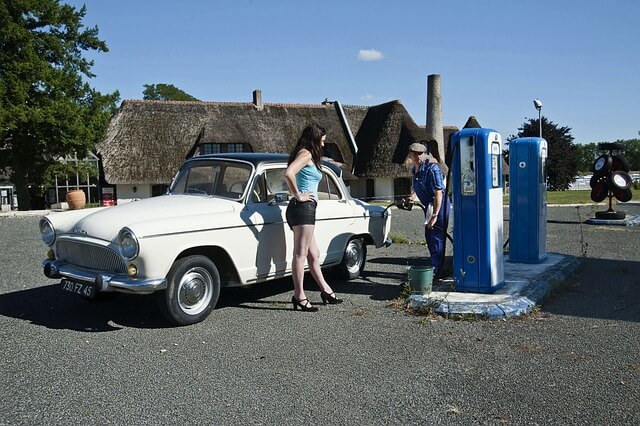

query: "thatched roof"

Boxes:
[98, 98, 458, 185]
[463, 115, 482, 129]
[98, 100, 367, 185]
[352, 100, 459, 178]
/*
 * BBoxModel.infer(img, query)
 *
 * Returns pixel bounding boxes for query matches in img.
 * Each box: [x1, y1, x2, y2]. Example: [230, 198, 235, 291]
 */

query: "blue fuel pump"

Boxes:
[508, 137, 548, 263]
[450, 128, 505, 293]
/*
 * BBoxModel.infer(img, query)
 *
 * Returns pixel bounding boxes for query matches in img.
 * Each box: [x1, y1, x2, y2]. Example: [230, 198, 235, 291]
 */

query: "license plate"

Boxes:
[61, 279, 97, 299]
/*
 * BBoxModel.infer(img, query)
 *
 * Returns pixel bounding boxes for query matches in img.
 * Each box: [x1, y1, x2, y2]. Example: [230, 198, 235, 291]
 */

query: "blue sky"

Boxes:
[66, 0, 639, 145]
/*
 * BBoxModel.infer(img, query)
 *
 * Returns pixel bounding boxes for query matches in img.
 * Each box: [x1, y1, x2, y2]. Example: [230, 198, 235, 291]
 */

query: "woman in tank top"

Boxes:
[284, 124, 343, 311]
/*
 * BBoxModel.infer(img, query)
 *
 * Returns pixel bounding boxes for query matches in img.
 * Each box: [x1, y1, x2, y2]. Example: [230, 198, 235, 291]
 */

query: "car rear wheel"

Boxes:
[334, 237, 366, 280]
[157, 255, 220, 326]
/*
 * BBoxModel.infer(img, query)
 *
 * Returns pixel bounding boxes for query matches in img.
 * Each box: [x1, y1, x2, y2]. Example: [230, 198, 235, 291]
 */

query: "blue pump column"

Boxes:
[450, 128, 505, 293]
[508, 137, 548, 263]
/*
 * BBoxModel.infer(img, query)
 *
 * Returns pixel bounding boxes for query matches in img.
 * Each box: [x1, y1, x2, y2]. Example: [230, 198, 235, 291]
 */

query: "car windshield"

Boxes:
[169, 160, 253, 200]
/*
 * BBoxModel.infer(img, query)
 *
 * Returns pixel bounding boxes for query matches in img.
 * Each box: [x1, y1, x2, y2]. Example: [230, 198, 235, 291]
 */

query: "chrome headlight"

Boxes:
[118, 228, 139, 260]
[39, 218, 56, 246]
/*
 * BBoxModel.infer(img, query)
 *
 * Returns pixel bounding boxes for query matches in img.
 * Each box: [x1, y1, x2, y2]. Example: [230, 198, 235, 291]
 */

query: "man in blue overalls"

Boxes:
[407, 142, 450, 278]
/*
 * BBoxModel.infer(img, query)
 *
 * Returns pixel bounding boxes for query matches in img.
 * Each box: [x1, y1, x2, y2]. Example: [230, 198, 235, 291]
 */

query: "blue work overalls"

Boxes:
[412, 161, 450, 275]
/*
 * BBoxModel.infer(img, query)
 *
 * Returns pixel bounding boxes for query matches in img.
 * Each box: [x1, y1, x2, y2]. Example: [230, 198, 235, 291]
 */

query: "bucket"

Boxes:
[407, 266, 434, 294]
[66, 189, 86, 210]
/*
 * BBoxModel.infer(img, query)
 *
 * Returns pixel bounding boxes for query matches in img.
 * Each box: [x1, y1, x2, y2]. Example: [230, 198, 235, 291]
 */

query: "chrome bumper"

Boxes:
[42, 259, 167, 294]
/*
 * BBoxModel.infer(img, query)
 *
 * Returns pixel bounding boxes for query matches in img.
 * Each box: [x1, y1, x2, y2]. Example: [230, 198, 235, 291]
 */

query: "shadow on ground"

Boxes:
[0, 267, 406, 331]
[0, 282, 168, 332]
[540, 257, 639, 322]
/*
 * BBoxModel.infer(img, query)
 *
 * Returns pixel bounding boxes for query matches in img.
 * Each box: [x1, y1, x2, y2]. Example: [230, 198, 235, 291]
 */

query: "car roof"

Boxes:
[186, 153, 343, 177]
[189, 153, 288, 167]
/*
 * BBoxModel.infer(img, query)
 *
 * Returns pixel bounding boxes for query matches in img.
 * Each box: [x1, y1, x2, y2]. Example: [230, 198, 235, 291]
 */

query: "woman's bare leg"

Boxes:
[291, 224, 314, 305]
[306, 232, 333, 294]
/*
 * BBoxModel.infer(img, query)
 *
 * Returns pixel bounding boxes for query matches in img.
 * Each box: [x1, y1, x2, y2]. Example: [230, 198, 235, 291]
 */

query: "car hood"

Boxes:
[69, 195, 239, 241]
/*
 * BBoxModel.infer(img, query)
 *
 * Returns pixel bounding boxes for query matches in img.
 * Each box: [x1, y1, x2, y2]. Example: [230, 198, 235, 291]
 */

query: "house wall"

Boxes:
[375, 178, 395, 201]
[348, 179, 366, 199]
[346, 177, 398, 202]
[117, 184, 152, 204]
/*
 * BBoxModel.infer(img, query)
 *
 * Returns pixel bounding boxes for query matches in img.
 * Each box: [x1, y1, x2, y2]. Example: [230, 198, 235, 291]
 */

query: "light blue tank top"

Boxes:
[296, 164, 322, 199]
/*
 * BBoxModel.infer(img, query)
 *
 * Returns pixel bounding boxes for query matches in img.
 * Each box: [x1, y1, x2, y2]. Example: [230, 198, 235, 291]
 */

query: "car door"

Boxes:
[314, 168, 356, 265]
[242, 167, 293, 280]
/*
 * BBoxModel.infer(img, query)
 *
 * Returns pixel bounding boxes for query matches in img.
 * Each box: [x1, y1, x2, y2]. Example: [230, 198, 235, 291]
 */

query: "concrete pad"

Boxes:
[407, 252, 581, 319]
[585, 214, 640, 226]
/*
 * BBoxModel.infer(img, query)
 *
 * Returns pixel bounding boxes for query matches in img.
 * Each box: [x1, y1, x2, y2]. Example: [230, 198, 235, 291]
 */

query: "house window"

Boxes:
[394, 177, 411, 201]
[365, 179, 375, 200]
[200, 143, 253, 155]
[152, 184, 169, 197]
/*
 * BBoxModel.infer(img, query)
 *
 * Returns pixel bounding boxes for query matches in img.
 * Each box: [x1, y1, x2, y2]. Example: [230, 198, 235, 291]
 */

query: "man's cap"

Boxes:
[408, 143, 427, 154]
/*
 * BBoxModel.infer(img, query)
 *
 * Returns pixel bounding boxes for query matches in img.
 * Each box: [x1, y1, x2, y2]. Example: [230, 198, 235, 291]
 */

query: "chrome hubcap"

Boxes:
[178, 267, 212, 315]
[345, 240, 363, 274]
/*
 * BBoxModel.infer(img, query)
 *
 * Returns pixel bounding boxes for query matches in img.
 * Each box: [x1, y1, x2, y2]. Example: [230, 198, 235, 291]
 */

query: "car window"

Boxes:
[249, 173, 268, 203]
[265, 169, 290, 197]
[221, 166, 252, 199]
[170, 160, 252, 200]
[248, 168, 292, 204]
[317, 171, 343, 200]
[185, 164, 219, 195]
[249, 167, 343, 203]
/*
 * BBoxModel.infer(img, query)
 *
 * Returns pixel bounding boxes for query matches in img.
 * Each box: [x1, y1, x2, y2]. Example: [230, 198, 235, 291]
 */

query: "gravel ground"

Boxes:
[1, 204, 639, 425]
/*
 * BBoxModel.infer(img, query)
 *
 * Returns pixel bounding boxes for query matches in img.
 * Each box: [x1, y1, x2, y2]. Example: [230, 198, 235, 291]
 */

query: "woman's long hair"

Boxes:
[287, 123, 326, 167]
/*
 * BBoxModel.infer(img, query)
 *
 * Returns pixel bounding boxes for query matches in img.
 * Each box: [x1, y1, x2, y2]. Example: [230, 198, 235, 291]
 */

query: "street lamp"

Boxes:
[533, 98, 543, 137]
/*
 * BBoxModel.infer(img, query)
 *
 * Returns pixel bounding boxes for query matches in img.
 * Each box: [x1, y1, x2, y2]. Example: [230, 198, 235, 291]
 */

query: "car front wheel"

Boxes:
[157, 255, 220, 326]
[334, 237, 366, 280]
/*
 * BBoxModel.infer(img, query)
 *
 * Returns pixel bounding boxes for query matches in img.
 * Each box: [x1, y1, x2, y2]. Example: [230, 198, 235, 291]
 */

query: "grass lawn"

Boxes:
[546, 190, 595, 204]
[372, 190, 616, 207]
[504, 189, 596, 205]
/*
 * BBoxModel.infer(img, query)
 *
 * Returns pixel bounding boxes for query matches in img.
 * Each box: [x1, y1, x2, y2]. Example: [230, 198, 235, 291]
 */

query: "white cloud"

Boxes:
[357, 49, 384, 61]
[361, 94, 375, 101]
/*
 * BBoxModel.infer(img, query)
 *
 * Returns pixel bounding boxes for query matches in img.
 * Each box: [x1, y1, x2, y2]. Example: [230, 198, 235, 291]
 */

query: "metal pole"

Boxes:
[538, 109, 542, 138]
[533, 99, 543, 138]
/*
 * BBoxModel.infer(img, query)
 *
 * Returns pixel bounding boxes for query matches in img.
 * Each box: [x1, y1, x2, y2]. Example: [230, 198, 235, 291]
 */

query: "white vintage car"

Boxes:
[40, 153, 392, 325]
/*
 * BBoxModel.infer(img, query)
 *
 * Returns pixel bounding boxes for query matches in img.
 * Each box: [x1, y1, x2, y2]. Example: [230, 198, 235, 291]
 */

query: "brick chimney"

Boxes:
[426, 74, 444, 160]
[253, 89, 263, 111]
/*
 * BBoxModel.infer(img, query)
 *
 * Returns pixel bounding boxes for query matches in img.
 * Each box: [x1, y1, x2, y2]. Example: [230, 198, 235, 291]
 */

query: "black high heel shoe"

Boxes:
[292, 296, 319, 312]
[320, 291, 343, 305]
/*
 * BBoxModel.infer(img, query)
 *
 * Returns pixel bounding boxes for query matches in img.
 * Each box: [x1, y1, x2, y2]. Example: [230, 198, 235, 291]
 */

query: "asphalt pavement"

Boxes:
[1, 204, 639, 425]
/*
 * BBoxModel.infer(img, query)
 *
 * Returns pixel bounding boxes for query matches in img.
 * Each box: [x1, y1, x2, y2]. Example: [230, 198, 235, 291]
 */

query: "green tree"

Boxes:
[514, 116, 578, 190]
[575, 142, 599, 173]
[576, 139, 640, 173]
[0, 0, 119, 210]
[143, 83, 199, 101]
[619, 138, 640, 171]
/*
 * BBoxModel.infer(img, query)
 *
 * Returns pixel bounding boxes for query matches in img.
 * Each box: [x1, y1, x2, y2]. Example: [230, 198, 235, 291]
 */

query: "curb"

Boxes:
[0, 209, 51, 217]
[407, 253, 581, 319]
[585, 214, 640, 227]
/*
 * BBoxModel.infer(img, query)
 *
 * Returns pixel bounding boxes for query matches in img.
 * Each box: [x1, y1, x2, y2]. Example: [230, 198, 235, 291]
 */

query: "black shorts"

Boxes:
[285, 199, 317, 229]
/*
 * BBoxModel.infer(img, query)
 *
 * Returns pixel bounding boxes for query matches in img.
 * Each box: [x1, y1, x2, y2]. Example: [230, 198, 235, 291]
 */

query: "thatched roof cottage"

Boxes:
[97, 91, 457, 203]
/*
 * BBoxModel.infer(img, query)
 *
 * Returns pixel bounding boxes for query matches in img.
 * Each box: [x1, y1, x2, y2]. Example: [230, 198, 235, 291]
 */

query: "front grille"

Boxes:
[56, 240, 127, 274]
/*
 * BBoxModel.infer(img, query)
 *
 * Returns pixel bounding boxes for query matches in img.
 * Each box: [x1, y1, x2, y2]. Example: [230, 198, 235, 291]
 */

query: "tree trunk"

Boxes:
[11, 161, 32, 211]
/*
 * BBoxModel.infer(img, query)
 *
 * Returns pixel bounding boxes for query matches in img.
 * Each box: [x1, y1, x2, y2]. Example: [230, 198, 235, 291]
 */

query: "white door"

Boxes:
[242, 168, 292, 279]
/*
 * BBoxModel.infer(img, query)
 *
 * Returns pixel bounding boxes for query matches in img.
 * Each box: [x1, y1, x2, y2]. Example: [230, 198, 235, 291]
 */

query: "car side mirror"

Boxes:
[269, 192, 290, 205]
